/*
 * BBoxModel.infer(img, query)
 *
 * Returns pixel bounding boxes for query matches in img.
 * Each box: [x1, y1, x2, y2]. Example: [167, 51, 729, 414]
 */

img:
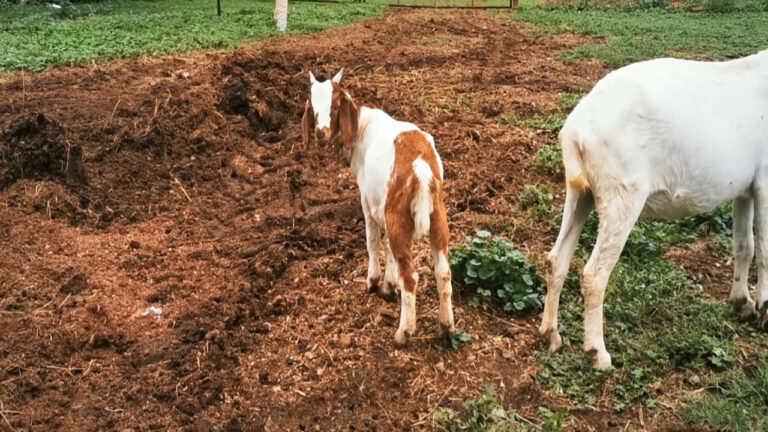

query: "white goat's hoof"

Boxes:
[590, 350, 612, 370]
[759, 302, 768, 330]
[394, 329, 410, 348]
[731, 296, 757, 321]
[440, 322, 455, 339]
[539, 326, 562, 353]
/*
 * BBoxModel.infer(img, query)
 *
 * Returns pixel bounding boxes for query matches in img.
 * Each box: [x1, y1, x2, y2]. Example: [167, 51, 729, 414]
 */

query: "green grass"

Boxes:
[515, 2, 768, 67]
[681, 359, 768, 432]
[499, 112, 566, 132]
[0, 0, 384, 72]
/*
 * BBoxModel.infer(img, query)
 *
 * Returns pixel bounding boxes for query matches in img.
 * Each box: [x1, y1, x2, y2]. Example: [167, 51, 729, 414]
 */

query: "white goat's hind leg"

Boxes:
[363, 203, 382, 293]
[582, 189, 645, 369]
[729, 197, 757, 320]
[753, 187, 768, 329]
[540, 187, 594, 352]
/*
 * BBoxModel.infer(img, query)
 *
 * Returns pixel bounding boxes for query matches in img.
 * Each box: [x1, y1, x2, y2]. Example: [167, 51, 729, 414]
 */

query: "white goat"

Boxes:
[302, 69, 455, 346]
[540, 50, 768, 369]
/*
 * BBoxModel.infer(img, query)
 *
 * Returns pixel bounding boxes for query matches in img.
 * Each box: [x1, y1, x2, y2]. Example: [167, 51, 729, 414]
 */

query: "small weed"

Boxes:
[450, 230, 544, 313]
[519, 184, 554, 221]
[531, 145, 563, 178]
[451, 330, 472, 350]
[499, 112, 566, 133]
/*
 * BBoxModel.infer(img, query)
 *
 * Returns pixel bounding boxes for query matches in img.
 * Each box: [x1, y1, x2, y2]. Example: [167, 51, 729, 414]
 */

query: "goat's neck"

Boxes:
[348, 106, 376, 175]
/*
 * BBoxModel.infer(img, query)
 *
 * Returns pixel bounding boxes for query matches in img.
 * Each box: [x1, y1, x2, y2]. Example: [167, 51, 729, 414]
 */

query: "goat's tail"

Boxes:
[561, 131, 590, 191]
[411, 158, 435, 240]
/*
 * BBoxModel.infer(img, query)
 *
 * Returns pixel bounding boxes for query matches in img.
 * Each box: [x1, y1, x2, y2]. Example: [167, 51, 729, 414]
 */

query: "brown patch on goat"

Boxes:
[385, 130, 444, 294]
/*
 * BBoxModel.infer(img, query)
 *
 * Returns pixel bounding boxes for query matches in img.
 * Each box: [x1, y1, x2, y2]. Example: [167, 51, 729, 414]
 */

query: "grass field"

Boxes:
[516, 0, 768, 66]
[0, 0, 384, 72]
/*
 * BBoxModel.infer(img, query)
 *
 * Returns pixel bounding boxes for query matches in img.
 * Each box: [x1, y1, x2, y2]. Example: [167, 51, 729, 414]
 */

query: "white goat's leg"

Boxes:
[362, 200, 382, 293]
[729, 197, 757, 320]
[582, 190, 645, 369]
[540, 187, 594, 352]
[382, 238, 400, 299]
[754, 188, 768, 329]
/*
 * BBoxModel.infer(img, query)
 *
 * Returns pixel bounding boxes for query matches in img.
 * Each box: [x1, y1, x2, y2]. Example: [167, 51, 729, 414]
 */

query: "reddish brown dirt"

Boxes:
[0, 9, 715, 432]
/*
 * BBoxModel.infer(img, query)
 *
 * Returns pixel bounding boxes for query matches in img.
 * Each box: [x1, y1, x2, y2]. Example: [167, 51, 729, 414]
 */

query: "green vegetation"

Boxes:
[531, 145, 563, 178]
[518, 184, 554, 221]
[515, 2, 768, 67]
[434, 387, 568, 432]
[681, 359, 768, 432]
[0, 0, 384, 72]
[499, 112, 566, 132]
[450, 231, 544, 313]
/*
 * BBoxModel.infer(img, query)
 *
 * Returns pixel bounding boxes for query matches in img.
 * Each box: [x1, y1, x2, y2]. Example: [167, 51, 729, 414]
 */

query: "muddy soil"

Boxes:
[0, 9, 721, 432]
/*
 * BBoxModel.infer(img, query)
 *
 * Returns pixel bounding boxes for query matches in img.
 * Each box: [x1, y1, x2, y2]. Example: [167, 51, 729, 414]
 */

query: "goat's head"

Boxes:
[302, 68, 358, 148]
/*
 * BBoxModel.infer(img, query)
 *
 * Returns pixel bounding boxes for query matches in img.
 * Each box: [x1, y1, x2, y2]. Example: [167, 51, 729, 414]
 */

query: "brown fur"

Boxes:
[301, 100, 314, 147]
[385, 130, 449, 293]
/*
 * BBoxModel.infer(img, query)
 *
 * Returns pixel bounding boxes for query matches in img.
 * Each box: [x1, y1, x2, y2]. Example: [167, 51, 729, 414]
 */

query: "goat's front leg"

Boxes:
[362, 199, 382, 293]
[729, 197, 757, 320]
[583, 190, 645, 369]
[754, 188, 768, 329]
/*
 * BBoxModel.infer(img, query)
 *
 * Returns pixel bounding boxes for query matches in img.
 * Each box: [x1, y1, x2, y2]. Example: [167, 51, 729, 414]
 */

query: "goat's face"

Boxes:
[302, 68, 358, 148]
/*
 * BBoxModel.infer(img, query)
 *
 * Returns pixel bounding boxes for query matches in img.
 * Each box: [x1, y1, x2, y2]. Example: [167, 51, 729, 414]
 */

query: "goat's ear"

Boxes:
[301, 100, 314, 147]
[339, 94, 358, 148]
[309, 71, 317, 84]
[332, 68, 344, 84]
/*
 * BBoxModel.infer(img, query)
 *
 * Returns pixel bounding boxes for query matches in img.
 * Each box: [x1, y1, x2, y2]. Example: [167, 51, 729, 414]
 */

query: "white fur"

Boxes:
[310, 79, 334, 129]
[541, 49, 768, 369]
[411, 157, 434, 240]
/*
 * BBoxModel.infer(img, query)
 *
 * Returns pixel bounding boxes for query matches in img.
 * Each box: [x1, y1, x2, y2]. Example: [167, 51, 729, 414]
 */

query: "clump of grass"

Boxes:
[519, 184, 554, 221]
[557, 91, 581, 111]
[450, 230, 544, 313]
[681, 360, 768, 431]
[531, 145, 563, 178]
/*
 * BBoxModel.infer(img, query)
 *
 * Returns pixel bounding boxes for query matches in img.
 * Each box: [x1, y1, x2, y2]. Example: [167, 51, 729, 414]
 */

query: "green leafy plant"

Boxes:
[434, 387, 531, 432]
[451, 330, 472, 350]
[450, 231, 543, 313]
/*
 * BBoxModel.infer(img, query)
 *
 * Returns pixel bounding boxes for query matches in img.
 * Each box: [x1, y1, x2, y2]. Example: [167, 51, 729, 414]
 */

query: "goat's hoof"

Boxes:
[367, 276, 381, 294]
[587, 349, 612, 370]
[440, 322, 455, 339]
[759, 302, 768, 330]
[539, 326, 562, 353]
[394, 329, 410, 348]
[731, 296, 757, 321]
[379, 283, 399, 303]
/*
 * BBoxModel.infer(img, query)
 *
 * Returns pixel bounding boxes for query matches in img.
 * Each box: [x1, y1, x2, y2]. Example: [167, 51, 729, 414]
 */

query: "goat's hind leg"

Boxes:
[729, 197, 757, 320]
[582, 188, 646, 369]
[431, 199, 455, 338]
[363, 200, 383, 294]
[539, 186, 594, 352]
[753, 187, 768, 329]
[380, 237, 400, 302]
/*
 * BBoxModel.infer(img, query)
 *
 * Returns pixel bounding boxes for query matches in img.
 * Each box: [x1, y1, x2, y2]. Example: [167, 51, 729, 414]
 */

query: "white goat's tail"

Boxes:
[411, 158, 434, 240]
[561, 130, 589, 190]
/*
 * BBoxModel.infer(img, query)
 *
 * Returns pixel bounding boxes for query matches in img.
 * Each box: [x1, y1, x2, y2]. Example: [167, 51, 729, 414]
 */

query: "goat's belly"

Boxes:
[642, 187, 746, 220]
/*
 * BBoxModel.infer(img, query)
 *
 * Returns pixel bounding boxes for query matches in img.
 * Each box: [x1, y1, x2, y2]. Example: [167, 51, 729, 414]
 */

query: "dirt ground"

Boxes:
[0, 10, 726, 432]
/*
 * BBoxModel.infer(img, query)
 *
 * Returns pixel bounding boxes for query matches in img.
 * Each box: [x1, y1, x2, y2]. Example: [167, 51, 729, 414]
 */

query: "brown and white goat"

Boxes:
[302, 68, 455, 346]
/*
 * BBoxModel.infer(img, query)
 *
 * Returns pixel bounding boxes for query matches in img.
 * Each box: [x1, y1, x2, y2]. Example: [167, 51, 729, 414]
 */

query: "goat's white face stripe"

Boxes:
[310, 80, 334, 129]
